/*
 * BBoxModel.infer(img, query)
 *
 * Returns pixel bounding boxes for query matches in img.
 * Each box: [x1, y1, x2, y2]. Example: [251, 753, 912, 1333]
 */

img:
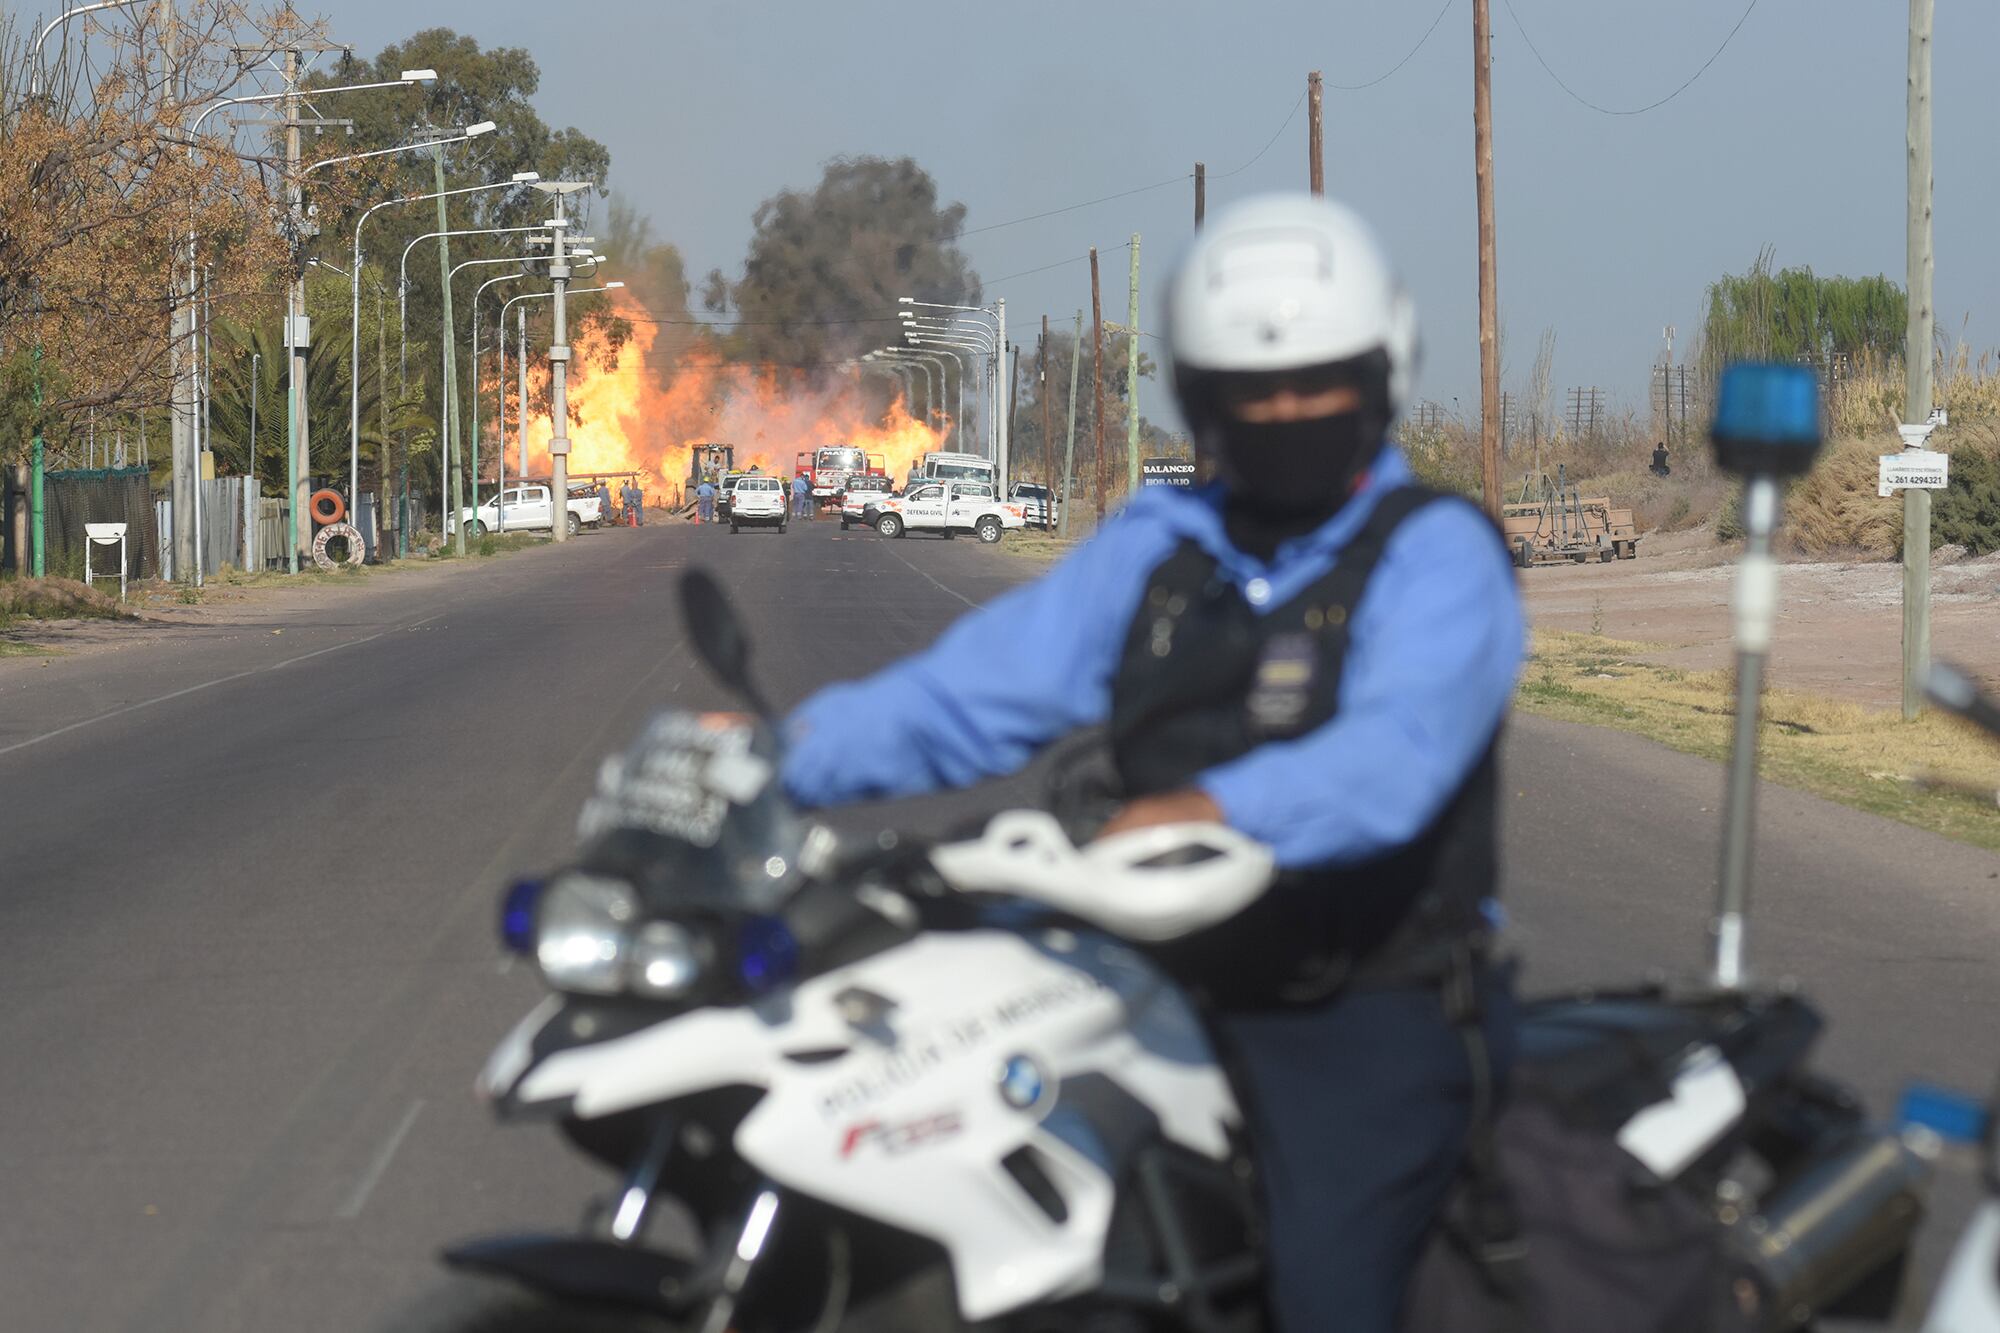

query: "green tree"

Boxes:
[300, 29, 616, 501]
[1699, 248, 1907, 373]
[1001, 326, 1166, 493]
[717, 157, 980, 374]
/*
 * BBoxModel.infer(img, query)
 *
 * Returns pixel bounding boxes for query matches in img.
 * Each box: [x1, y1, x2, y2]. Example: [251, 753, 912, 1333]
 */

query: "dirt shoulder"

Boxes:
[0, 535, 551, 663]
[1523, 529, 2000, 707]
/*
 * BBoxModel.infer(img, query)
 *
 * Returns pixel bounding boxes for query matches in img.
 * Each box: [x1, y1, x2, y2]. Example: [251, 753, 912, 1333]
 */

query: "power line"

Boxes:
[1323, 0, 1459, 91]
[1500, 0, 1761, 116]
[1210, 89, 1307, 179]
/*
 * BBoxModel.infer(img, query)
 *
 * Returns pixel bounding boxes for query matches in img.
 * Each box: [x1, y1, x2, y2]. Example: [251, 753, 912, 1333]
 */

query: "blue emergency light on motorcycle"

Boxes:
[1897, 1083, 1991, 1146]
[500, 879, 544, 956]
[737, 914, 800, 994]
[1710, 362, 1823, 476]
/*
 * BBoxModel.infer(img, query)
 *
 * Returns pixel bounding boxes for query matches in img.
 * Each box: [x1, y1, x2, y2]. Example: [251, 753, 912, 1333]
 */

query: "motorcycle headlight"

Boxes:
[629, 919, 706, 999]
[536, 873, 639, 995]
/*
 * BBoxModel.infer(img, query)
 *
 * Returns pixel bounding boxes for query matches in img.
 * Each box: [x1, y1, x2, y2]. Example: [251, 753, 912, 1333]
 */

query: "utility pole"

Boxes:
[1308, 71, 1325, 195]
[517, 305, 529, 484]
[547, 195, 576, 542]
[166, 0, 198, 580]
[1008, 342, 1022, 482]
[1472, 0, 1503, 521]
[1039, 314, 1052, 513]
[376, 287, 388, 558]
[431, 142, 464, 556]
[1090, 247, 1109, 523]
[996, 297, 1009, 484]
[1062, 310, 1083, 539]
[1194, 161, 1206, 226]
[1126, 236, 1142, 496]
[1902, 0, 1934, 720]
[284, 43, 310, 572]
[397, 283, 410, 557]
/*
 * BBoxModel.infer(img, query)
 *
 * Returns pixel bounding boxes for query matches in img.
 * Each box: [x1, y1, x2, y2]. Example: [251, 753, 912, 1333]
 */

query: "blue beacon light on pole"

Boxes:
[1708, 363, 1823, 990]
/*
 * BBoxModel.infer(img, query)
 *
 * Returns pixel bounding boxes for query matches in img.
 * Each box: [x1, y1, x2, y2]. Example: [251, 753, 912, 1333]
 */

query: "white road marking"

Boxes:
[883, 545, 977, 609]
[335, 1098, 426, 1220]
[0, 611, 447, 760]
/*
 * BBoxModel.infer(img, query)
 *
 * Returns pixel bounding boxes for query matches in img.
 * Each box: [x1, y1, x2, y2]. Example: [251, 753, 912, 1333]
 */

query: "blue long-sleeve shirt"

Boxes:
[780, 447, 1525, 868]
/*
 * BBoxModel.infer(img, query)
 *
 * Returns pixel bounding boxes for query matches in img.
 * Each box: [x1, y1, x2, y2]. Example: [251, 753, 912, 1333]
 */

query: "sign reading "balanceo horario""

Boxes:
[1140, 457, 1197, 488]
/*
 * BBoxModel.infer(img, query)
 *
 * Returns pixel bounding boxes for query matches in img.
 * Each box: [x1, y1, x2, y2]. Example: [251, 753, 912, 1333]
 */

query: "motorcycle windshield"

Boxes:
[575, 710, 803, 915]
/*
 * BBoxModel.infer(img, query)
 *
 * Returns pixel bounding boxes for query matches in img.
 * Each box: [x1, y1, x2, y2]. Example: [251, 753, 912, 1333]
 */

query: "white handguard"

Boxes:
[928, 810, 1277, 942]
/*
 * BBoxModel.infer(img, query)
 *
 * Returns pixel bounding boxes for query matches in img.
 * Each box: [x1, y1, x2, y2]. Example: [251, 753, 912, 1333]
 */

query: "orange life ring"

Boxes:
[309, 489, 346, 525]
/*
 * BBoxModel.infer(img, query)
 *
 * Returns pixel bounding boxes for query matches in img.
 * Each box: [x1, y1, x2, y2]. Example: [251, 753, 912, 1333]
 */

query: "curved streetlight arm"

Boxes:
[350, 174, 539, 520]
[31, 0, 129, 98]
[400, 225, 552, 292]
[883, 347, 965, 450]
[905, 324, 997, 351]
[899, 297, 1000, 334]
[304, 122, 494, 179]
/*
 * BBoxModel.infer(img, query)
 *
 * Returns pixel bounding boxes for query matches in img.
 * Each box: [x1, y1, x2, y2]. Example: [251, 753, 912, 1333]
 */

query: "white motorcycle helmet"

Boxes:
[1166, 194, 1418, 516]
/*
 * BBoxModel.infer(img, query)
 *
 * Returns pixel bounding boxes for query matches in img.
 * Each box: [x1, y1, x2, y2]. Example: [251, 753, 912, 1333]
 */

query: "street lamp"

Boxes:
[462, 250, 603, 522]
[29, 1, 135, 100]
[158, 74, 439, 579]
[399, 221, 560, 540]
[348, 170, 540, 556]
[904, 333, 994, 455]
[473, 281, 623, 536]
[878, 347, 959, 448]
[282, 116, 496, 568]
[902, 296, 1007, 481]
[862, 351, 930, 427]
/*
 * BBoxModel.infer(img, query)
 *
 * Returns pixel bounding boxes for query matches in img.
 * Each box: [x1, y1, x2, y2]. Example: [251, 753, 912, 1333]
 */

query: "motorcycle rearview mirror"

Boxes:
[1706, 362, 1823, 993]
[678, 568, 776, 720]
[1926, 662, 2000, 741]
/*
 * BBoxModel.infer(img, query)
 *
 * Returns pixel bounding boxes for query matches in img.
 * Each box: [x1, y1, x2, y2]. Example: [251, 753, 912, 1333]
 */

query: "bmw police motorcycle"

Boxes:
[383, 371, 1939, 1332]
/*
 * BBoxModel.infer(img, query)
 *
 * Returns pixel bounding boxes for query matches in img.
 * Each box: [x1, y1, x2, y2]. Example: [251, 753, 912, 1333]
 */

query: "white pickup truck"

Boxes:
[873, 481, 1027, 544]
[452, 483, 600, 538]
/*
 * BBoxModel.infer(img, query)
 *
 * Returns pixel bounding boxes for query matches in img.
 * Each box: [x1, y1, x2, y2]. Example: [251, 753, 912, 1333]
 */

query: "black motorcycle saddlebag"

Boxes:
[1401, 1094, 1759, 1333]
[1401, 993, 1773, 1333]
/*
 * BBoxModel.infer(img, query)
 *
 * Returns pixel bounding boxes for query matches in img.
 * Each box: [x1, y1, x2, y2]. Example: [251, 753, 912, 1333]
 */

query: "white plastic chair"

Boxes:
[84, 522, 128, 601]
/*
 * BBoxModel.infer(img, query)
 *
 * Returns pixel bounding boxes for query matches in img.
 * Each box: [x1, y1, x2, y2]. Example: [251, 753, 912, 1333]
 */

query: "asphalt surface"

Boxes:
[1, 516, 1996, 1331]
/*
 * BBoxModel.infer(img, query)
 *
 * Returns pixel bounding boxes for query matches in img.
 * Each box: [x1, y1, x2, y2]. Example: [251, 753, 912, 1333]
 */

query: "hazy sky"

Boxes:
[305, 0, 1995, 433]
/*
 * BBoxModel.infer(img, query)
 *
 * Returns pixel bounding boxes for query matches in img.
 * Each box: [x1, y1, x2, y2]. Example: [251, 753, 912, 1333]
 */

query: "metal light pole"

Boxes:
[462, 250, 596, 526]
[871, 351, 940, 433]
[898, 345, 972, 450]
[906, 331, 995, 455]
[348, 164, 532, 550]
[534, 181, 597, 543]
[900, 297, 1006, 479]
[473, 255, 601, 530]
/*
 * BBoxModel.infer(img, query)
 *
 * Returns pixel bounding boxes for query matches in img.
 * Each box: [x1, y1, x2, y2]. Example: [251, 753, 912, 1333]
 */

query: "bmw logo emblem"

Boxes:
[998, 1055, 1047, 1111]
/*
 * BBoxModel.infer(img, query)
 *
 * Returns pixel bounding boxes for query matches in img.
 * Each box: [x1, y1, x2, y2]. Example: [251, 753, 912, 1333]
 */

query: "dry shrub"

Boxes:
[0, 577, 133, 621]
[1782, 438, 1901, 557]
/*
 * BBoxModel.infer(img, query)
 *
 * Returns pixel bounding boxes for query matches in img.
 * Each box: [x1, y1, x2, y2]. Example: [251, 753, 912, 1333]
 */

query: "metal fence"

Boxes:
[154, 478, 271, 581]
[44, 467, 159, 581]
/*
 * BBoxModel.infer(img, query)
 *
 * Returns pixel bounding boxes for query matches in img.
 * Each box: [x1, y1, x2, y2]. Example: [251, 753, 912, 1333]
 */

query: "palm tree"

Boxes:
[207, 315, 431, 502]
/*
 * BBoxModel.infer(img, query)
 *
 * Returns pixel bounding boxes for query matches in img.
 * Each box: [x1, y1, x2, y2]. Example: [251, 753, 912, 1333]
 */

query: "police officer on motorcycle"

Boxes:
[781, 194, 1524, 1332]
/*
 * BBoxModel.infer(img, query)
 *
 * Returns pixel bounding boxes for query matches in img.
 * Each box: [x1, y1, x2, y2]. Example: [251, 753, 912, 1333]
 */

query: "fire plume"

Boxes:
[507, 293, 947, 503]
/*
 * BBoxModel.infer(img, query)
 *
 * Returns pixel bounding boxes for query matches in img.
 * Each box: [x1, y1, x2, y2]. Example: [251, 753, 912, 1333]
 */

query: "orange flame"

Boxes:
[507, 293, 947, 504]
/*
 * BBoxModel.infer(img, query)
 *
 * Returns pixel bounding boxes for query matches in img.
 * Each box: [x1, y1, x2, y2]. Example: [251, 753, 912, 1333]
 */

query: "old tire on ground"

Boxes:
[975, 516, 1003, 544]
[311, 521, 365, 571]
[1513, 539, 1532, 570]
[566, 512, 582, 537]
[372, 1273, 673, 1332]
[876, 513, 904, 539]
[309, 488, 345, 526]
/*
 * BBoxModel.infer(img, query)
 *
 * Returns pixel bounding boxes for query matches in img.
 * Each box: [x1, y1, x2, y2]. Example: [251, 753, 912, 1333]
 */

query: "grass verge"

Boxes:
[1518, 631, 2000, 851]
[0, 578, 136, 622]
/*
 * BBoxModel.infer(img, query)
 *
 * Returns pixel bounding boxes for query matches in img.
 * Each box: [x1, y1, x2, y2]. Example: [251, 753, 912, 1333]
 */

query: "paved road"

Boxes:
[1, 518, 1995, 1331]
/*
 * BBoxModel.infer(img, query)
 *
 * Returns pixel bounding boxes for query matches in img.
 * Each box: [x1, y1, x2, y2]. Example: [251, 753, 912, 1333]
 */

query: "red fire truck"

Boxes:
[793, 445, 883, 508]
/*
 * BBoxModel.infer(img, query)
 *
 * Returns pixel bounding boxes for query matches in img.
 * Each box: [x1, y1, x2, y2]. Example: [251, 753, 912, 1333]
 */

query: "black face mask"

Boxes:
[1214, 410, 1382, 520]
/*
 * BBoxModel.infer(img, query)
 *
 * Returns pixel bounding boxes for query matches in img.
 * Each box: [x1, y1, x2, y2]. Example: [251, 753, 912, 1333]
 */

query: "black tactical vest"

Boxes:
[1106, 486, 1503, 1010]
